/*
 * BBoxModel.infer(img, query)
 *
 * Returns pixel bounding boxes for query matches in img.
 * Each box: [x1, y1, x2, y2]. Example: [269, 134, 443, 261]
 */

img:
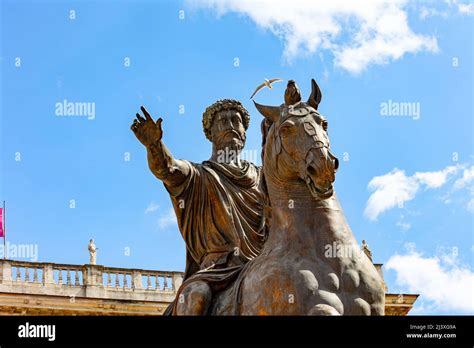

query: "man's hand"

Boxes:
[131, 105, 189, 185]
[131, 106, 163, 147]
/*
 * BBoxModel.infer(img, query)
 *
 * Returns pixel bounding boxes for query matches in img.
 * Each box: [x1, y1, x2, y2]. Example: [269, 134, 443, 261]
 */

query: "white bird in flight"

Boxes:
[250, 78, 283, 99]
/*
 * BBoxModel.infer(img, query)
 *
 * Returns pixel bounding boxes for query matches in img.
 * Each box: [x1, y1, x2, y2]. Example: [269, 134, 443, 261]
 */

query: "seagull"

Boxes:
[250, 78, 283, 99]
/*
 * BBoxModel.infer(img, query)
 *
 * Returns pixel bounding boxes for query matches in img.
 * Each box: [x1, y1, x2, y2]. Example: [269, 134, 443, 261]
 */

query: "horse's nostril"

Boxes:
[307, 165, 317, 176]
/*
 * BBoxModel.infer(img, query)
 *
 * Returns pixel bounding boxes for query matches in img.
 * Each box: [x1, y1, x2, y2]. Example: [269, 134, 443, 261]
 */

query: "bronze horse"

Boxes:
[211, 79, 385, 315]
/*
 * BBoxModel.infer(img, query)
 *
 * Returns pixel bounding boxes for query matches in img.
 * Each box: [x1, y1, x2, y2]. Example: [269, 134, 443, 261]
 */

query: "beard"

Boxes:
[214, 130, 246, 153]
[213, 130, 246, 165]
[217, 140, 245, 156]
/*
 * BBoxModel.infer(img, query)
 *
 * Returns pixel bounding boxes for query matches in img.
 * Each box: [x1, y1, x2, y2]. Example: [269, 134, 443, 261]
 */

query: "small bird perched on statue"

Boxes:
[284, 80, 302, 106]
[250, 78, 283, 99]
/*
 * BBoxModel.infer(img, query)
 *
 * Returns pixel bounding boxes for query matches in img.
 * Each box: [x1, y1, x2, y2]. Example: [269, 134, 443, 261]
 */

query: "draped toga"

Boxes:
[163, 159, 266, 315]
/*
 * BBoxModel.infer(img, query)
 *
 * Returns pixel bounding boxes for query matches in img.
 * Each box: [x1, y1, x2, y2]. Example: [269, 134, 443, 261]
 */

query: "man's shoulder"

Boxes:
[175, 159, 201, 171]
[201, 160, 260, 170]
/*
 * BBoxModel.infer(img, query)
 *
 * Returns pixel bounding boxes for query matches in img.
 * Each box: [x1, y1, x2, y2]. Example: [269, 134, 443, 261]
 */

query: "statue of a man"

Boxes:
[88, 239, 97, 265]
[131, 100, 266, 315]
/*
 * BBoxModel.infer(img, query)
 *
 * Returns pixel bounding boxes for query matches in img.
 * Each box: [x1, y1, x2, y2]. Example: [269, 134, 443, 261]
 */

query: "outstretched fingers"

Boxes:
[141, 106, 153, 121]
[131, 107, 157, 135]
[136, 113, 146, 123]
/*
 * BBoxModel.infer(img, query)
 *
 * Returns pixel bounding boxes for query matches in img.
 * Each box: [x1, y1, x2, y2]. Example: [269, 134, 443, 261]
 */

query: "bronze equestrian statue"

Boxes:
[132, 79, 385, 315]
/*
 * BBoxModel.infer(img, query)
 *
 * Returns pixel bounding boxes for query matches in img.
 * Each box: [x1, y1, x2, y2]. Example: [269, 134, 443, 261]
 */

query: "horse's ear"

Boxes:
[253, 101, 280, 123]
[307, 79, 322, 110]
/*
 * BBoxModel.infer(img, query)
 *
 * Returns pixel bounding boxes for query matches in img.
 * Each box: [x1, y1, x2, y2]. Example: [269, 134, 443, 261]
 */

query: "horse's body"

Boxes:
[211, 79, 385, 315]
[233, 192, 385, 315]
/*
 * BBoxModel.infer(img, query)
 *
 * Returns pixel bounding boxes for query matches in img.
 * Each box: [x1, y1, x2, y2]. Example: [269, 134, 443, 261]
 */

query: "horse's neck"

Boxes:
[264, 175, 356, 251]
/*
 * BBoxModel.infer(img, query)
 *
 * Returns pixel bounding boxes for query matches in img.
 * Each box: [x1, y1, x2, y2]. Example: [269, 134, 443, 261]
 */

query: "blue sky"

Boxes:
[1, 0, 473, 314]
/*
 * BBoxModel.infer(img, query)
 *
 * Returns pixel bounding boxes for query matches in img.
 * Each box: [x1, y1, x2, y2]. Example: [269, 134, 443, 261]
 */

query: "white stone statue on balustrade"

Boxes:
[88, 239, 98, 265]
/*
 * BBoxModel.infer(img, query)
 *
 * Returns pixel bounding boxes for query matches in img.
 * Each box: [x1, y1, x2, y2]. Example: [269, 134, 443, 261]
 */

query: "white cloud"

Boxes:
[386, 245, 474, 313]
[364, 165, 460, 220]
[413, 166, 458, 189]
[396, 220, 411, 231]
[364, 169, 419, 221]
[188, 0, 441, 74]
[457, 2, 474, 14]
[144, 201, 159, 214]
[453, 165, 474, 190]
[158, 208, 178, 229]
[445, 0, 474, 14]
[419, 0, 473, 18]
[419, 6, 449, 19]
[446, 165, 474, 213]
[467, 198, 474, 213]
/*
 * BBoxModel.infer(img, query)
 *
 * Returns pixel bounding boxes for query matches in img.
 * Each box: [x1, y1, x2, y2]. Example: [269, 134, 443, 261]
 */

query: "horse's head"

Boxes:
[255, 79, 339, 200]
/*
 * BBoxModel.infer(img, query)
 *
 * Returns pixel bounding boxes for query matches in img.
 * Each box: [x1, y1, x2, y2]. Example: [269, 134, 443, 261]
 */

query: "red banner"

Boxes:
[0, 207, 3, 237]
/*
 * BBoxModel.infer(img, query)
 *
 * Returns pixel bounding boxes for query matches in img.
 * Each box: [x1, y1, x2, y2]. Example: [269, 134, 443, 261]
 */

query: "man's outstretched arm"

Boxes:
[131, 106, 189, 188]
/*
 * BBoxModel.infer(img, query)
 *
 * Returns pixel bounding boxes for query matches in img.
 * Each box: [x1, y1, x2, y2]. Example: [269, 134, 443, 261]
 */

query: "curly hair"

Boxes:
[202, 99, 250, 141]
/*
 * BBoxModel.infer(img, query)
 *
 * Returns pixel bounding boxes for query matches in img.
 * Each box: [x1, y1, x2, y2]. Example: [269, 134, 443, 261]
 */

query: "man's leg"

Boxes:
[175, 280, 212, 315]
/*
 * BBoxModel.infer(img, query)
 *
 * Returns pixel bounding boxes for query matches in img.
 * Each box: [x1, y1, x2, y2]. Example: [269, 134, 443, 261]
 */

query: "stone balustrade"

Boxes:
[0, 259, 183, 305]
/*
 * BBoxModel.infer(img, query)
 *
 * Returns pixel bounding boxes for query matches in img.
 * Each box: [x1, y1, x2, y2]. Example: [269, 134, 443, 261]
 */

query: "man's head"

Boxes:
[202, 99, 250, 153]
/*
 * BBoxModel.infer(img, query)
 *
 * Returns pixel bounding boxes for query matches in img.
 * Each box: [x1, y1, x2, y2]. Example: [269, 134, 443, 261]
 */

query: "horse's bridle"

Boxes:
[272, 112, 338, 179]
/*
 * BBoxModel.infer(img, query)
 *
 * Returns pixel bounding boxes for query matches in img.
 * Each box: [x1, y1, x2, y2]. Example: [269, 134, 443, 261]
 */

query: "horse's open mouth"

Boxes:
[306, 177, 334, 199]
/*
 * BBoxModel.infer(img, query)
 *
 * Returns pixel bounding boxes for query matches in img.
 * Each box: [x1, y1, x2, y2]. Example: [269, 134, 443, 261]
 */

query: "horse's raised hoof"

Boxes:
[308, 304, 341, 316]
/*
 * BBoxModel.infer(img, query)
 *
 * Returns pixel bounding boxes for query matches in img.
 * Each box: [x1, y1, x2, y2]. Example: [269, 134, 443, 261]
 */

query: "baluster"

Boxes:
[15, 268, 21, 282]
[115, 273, 120, 288]
[25, 268, 30, 282]
[163, 276, 169, 290]
[155, 275, 160, 290]
[147, 274, 151, 289]
[66, 270, 71, 286]
[75, 271, 80, 286]
[42, 269, 46, 284]
[58, 270, 63, 285]
[123, 273, 128, 289]
[33, 268, 38, 283]
[107, 273, 112, 287]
